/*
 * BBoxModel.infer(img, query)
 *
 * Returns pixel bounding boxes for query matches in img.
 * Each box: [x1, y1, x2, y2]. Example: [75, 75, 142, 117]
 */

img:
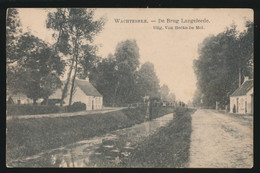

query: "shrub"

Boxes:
[66, 102, 86, 112]
[6, 105, 60, 116]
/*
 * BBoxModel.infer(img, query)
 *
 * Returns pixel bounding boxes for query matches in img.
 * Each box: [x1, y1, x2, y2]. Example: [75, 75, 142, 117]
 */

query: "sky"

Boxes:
[17, 8, 253, 103]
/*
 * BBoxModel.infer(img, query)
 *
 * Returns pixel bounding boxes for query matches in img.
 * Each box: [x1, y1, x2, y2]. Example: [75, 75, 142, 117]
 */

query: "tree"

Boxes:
[6, 8, 22, 64]
[192, 89, 202, 107]
[7, 33, 65, 104]
[77, 44, 101, 80]
[92, 40, 144, 106]
[6, 8, 23, 94]
[166, 93, 176, 103]
[92, 54, 118, 106]
[113, 39, 140, 104]
[160, 84, 170, 101]
[136, 62, 160, 98]
[46, 8, 105, 106]
[193, 21, 253, 108]
[237, 21, 254, 79]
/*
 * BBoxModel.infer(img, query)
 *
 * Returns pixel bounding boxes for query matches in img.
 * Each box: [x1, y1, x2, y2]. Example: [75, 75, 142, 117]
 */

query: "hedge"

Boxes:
[7, 106, 175, 163]
[6, 105, 61, 116]
[65, 102, 86, 112]
[7, 101, 88, 116]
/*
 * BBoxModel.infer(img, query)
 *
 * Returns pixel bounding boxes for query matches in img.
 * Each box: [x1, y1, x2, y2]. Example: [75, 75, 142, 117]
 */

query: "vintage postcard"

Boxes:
[6, 8, 253, 168]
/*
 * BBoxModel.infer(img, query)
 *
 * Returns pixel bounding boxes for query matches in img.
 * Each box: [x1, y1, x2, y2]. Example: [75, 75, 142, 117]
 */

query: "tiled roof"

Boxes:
[49, 78, 102, 99]
[230, 79, 253, 97]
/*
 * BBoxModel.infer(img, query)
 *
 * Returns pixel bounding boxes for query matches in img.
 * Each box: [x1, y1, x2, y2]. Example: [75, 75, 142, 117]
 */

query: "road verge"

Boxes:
[6, 106, 173, 163]
[121, 107, 196, 167]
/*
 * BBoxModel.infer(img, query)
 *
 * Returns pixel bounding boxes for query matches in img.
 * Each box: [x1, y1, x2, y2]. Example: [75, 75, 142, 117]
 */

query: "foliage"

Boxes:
[92, 40, 142, 106]
[136, 62, 160, 98]
[113, 39, 140, 104]
[7, 106, 174, 161]
[46, 8, 105, 106]
[193, 21, 253, 108]
[121, 108, 194, 167]
[66, 101, 86, 112]
[6, 105, 60, 116]
[77, 44, 101, 79]
[114, 39, 140, 72]
[160, 84, 170, 101]
[6, 8, 22, 64]
[7, 33, 65, 103]
[166, 93, 176, 103]
[92, 55, 118, 106]
[92, 40, 175, 106]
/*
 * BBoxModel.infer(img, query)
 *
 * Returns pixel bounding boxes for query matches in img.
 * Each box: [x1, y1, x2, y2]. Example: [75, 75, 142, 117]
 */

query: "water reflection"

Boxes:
[8, 113, 174, 167]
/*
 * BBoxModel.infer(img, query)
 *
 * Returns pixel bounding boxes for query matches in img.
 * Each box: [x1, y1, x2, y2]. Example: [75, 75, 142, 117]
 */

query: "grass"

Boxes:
[6, 106, 174, 162]
[121, 107, 196, 167]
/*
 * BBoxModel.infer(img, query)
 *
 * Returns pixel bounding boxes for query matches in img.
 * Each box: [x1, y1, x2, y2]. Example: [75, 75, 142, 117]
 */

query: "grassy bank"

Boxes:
[6, 106, 173, 162]
[122, 107, 196, 167]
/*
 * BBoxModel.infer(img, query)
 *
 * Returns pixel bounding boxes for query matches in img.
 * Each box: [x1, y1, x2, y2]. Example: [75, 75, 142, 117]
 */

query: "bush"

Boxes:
[6, 105, 60, 116]
[66, 102, 86, 112]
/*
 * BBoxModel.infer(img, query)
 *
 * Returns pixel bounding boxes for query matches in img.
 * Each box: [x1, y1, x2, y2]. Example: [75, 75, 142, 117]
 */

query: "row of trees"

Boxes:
[90, 39, 176, 106]
[193, 21, 253, 108]
[7, 8, 104, 105]
[7, 9, 65, 104]
[7, 8, 176, 106]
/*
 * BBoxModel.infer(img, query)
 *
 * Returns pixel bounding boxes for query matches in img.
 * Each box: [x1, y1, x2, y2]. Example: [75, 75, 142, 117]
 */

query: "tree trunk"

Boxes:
[68, 31, 79, 106]
[113, 80, 120, 106]
[60, 57, 75, 106]
[69, 58, 78, 106]
[55, 9, 72, 107]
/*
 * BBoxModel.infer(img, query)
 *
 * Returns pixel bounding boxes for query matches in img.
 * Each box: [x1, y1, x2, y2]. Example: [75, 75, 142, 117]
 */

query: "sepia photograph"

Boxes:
[6, 8, 253, 168]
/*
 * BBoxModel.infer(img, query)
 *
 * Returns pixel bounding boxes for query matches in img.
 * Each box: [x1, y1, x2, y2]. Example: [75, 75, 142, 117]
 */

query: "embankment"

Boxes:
[122, 107, 196, 167]
[6, 106, 173, 162]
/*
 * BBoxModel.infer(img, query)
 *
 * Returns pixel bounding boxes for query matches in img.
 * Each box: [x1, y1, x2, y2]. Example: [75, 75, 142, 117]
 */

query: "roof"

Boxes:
[230, 79, 253, 97]
[49, 78, 102, 99]
[74, 79, 102, 97]
[6, 89, 28, 98]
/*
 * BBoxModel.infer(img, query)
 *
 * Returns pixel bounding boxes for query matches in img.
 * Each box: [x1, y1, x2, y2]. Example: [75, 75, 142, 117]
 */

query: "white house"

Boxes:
[49, 78, 103, 110]
[230, 77, 253, 114]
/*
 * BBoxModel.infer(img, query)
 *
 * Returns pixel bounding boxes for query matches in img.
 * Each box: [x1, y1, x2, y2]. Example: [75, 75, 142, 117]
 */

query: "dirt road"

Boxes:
[189, 109, 253, 168]
[7, 108, 253, 168]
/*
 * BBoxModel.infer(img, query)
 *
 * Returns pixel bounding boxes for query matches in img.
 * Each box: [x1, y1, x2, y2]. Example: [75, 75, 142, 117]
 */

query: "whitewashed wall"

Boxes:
[63, 87, 103, 110]
[230, 88, 253, 114]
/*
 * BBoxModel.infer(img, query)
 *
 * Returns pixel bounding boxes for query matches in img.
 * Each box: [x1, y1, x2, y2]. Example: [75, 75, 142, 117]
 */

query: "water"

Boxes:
[8, 113, 174, 167]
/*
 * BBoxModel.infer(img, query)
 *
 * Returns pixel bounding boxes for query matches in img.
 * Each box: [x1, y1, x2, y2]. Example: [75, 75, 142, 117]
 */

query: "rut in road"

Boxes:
[189, 109, 253, 168]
